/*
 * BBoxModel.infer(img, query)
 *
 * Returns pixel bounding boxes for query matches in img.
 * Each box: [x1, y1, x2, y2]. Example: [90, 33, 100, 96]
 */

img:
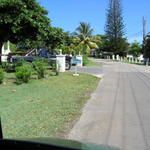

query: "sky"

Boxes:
[37, 0, 150, 43]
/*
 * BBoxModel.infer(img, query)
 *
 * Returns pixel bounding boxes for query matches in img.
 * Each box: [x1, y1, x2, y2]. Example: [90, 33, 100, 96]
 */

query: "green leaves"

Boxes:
[75, 22, 94, 38]
[15, 64, 32, 84]
[72, 22, 99, 54]
[105, 0, 126, 55]
[0, 68, 4, 84]
[0, 0, 50, 46]
[129, 41, 142, 57]
[144, 34, 150, 58]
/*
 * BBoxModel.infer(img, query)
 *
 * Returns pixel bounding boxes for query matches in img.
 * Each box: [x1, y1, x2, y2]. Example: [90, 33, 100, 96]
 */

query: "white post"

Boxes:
[1, 41, 11, 62]
[56, 55, 66, 72]
[135, 58, 138, 63]
[76, 55, 83, 67]
[116, 55, 119, 61]
[132, 57, 134, 63]
[146, 58, 149, 66]
[112, 55, 115, 60]
[139, 59, 141, 63]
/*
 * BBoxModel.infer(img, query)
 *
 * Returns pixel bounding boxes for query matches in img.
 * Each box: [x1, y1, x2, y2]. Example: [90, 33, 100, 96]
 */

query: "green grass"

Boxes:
[0, 71, 99, 138]
[114, 60, 145, 66]
[112, 59, 145, 65]
[86, 60, 102, 67]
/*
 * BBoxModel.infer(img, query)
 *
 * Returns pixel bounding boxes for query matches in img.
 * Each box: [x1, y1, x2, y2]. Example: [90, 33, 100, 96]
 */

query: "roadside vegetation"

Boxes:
[86, 60, 102, 67]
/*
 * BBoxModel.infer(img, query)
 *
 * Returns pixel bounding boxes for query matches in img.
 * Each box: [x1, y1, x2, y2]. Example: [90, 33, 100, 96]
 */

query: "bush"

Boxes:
[94, 54, 102, 58]
[83, 55, 89, 66]
[32, 59, 48, 79]
[2, 58, 26, 72]
[15, 64, 32, 84]
[0, 68, 4, 84]
[13, 57, 26, 67]
[50, 60, 59, 76]
[2, 62, 15, 72]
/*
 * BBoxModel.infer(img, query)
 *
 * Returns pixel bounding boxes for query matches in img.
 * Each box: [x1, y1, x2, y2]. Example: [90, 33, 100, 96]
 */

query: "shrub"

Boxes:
[2, 58, 26, 72]
[0, 68, 4, 84]
[83, 55, 89, 66]
[32, 59, 48, 79]
[15, 64, 32, 84]
[2, 62, 15, 72]
[13, 57, 26, 67]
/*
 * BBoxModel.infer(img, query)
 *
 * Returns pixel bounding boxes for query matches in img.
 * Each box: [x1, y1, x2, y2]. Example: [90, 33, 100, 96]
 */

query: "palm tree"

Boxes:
[74, 22, 93, 39]
[73, 22, 99, 54]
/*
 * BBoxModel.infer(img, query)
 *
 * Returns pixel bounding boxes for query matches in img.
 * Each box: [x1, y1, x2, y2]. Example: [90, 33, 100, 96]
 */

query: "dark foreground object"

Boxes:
[0, 138, 120, 150]
[0, 118, 119, 150]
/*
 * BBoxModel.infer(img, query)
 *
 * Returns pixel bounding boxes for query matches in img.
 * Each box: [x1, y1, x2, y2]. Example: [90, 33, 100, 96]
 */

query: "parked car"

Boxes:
[7, 48, 72, 70]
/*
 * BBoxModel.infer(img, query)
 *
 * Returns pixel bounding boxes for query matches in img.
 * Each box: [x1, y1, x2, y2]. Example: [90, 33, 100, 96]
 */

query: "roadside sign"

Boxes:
[71, 59, 81, 76]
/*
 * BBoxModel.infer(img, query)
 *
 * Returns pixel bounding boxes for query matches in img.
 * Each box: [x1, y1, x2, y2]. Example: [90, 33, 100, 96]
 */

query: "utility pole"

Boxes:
[143, 17, 146, 40]
[142, 17, 147, 64]
[143, 17, 146, 44]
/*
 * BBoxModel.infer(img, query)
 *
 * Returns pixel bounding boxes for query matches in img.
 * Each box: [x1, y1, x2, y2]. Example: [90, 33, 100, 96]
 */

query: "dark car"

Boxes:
[7, 48, 72, 70]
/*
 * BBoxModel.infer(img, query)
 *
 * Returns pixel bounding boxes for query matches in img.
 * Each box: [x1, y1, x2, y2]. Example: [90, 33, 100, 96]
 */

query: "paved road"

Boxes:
[68, 60, 150, 150]
[70, 65, 103, 78]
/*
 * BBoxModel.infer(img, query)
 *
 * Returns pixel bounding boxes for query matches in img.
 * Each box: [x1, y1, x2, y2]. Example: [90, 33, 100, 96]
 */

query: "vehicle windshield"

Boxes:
[0, 0, 150, 150]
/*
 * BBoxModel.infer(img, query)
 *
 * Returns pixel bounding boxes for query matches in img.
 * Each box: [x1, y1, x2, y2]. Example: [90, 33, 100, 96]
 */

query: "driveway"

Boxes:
[68, 59, 150, 150]
[70, 64, 103, 78]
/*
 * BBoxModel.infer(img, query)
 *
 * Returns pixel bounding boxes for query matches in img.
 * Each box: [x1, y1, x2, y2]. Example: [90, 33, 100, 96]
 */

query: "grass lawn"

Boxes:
[0, 71, 99, 139]
[86, 60, 102, 67]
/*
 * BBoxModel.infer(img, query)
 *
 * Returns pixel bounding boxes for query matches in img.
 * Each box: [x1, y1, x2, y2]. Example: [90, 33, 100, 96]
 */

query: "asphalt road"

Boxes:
[70, 65, 103, 78]
[68, 60, 150, 150]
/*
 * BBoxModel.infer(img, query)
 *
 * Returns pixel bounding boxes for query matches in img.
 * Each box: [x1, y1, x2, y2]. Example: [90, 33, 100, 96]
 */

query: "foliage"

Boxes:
[16, 28, 73, 54]
[1, 62, 15, 72]
[94, 35, 109, 53]
[0, 68, 4, 84]
[0, 0, 50, 60]
[83, 55, 89, 66]
[15, 64, 32, 84]
[105, 0, 127, 55]
[73, 22, 98, 54]
[74, 22, 94, 39]
[58, 45, 72, 54]
[144, 34, 150, 59]
[10, 42, 17, 52]
[32, 59, 48, 79]
[129, 41, 142, 57]
[108, 37, 129, 56]
[47, 28, 73, 51]
[3, 41, 17, 52]
[2, 58, 26, 72]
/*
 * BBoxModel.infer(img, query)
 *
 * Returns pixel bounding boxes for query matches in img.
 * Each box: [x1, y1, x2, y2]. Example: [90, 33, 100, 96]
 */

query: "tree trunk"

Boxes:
[0, 42, 3, 64]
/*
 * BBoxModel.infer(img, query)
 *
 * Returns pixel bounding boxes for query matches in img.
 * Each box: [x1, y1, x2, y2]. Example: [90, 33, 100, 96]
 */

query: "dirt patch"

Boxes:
[54, 114, 81, 139]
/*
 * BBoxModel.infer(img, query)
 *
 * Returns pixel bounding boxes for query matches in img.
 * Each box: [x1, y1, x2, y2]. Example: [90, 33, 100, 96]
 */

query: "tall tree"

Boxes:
[129, 41, 142, 57]
[144, 33, 150, 59]
[105, 0, 127, 56]
[0, 0, 50, 61]
[73, 22, 98, 54]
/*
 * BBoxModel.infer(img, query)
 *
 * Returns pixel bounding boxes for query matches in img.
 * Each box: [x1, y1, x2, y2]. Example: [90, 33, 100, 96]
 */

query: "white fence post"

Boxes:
[112, 55, 115, 60]
[56, 55, 66, 72]
[116, 55, 120, 61]
[76, 55, 83, 67]
[1, 41, 11, 62]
